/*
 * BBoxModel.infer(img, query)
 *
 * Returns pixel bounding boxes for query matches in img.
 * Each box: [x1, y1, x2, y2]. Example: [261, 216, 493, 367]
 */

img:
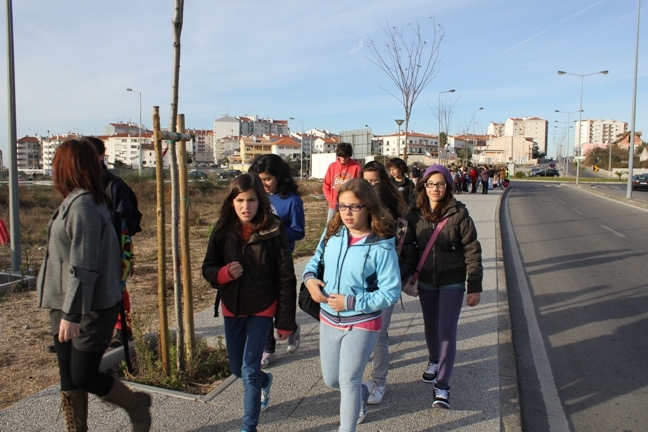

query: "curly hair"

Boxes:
[212, 173, 275, 241]
[385, 157, 409, 174]
[325, 178, 395, 243]
[414, 171, 454, 223]
[248, 154, 299, 198]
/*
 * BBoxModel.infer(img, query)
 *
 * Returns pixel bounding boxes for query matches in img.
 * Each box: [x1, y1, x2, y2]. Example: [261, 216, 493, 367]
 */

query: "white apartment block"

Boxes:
[312, 136, 339, 154]
[504, 117, 548, 155]
[104, 122, 149, 136]
[575, 119, 627, 147]
[102, 133, 154, 168]
[188, 129, 214, 163]
[213, 115, 241, 140]
[272, 136, 302, 160]
[41, 134, 82, 173]
[487, 122, 505, 137]
[380, 131, 438, 157]
[16, 136, 42, 171]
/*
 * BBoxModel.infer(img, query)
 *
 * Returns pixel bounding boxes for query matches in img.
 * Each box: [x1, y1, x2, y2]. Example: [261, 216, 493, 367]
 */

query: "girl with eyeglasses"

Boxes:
[401, 164, 483, 410]
[303, 179, 401, 431]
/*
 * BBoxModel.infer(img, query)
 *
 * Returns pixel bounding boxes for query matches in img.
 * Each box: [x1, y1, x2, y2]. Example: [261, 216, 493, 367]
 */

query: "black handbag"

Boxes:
[299, 249, 325, 321]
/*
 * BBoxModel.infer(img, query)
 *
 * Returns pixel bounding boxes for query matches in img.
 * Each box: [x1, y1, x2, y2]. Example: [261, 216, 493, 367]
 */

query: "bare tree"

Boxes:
[366, 18, 444, 162]
[429, 93, 459, 162]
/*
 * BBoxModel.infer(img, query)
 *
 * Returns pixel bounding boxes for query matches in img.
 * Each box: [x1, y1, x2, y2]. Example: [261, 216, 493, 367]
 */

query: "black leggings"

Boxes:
[53, 337, 114, 396]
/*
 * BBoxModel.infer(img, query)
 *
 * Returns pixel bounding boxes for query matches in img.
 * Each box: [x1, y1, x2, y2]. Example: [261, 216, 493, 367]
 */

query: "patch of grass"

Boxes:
[117, 313, 230, 394]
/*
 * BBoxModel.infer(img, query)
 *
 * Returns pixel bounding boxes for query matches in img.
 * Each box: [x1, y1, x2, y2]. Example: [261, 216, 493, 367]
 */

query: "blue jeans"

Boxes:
[224, 316, 273, 432]
[320, 322, 379, 432]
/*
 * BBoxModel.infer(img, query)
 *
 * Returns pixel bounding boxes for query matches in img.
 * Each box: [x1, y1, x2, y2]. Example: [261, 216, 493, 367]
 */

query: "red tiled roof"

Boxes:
[17, 136, 39, 143]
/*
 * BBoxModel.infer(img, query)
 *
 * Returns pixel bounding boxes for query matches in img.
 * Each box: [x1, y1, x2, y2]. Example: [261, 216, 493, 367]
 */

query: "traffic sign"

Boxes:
[574, 156, 585, 161]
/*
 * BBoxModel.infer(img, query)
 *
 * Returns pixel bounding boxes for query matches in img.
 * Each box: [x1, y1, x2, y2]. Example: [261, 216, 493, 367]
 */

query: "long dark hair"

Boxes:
[414, 171, 454, 223]
[325, 178, 394, 243]
[212, 173, 274, 241]
[52, 139, 105, 203]
[361, 160, 407, 215]
[248, 154, 298, 198]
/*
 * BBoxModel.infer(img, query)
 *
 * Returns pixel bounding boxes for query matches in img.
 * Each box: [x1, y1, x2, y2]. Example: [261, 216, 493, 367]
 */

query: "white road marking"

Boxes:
[571, 208, 583, 215]
[600, 224, 626, 238]
[556, 199, 565, 204]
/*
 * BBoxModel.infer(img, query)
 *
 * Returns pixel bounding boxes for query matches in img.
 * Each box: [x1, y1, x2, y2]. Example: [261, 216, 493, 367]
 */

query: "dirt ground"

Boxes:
[0, 179, 327, 410]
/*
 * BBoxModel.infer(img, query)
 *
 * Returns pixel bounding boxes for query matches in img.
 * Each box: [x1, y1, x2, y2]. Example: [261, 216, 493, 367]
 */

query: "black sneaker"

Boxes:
[422, 361, 438, 383]
[432, 385, 450, 409]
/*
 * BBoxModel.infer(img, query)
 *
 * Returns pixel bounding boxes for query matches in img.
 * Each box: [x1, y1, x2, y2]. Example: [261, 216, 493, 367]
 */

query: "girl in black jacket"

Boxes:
[202, 173, 297, 432]
[401, 164, 483, 410]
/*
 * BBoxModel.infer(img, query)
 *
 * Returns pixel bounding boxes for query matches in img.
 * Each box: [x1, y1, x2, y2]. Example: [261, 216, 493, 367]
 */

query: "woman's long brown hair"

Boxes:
[414, 172, 454, 223]
[325, 178, 395, 243]
[52, 139, 105, 203]
[212, 173, 274, 241]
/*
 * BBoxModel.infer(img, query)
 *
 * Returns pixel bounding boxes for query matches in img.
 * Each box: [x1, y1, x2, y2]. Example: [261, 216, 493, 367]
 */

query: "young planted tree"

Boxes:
[430, 93, 458, 162]
[366, 18, 444, 162]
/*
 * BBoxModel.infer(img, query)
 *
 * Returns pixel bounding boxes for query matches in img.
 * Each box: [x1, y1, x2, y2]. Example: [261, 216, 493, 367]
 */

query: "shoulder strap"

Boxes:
[413, 217, 450, 277]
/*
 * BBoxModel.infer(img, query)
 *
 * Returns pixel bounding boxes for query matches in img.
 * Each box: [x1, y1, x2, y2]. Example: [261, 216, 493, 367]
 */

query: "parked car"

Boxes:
[632, 174, 648, 191]
[218, 169, 242, 179]
[531, 168, 560, 177]
[529, 167, 542, 176]
[188, 170, 208, 180]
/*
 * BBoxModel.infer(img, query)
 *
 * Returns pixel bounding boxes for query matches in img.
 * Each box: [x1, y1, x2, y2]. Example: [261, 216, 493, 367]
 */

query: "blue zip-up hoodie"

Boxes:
[303, 227, 401, 325]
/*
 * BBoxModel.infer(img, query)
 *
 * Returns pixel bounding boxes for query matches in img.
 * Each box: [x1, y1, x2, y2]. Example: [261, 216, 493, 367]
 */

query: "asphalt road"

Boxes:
[501, 182, 648, 431]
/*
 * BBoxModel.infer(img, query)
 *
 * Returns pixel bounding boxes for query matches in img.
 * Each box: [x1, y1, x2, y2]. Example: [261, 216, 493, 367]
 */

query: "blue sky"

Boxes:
[0, 0, 645, 159]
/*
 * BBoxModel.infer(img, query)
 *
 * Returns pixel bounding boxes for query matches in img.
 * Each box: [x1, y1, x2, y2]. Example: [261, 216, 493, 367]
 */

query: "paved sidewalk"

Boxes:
[0, 190, 519, 432]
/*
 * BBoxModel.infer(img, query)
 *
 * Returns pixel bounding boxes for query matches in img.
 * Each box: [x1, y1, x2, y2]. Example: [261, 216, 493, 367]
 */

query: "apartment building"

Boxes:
[102, 133, 154, 168]
[188, 129, 214, 163]
[575, 119, 627, 147]
[379, 131, 438, 157]
[504, 117, 548, 155]
[104, 122, 148, 136]
[487, 122, 505, 137]
[272, 136, 302, 160]
[239, 136, 274, 164]
[16, 136, 42, 171]
[42, 134, 82, 172]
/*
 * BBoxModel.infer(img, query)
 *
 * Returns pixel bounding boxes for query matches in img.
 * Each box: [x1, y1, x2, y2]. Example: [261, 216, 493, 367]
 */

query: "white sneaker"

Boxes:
[362, 380, 386, 405]
[261, 352, 276, 369]
[287, 325, 300, 353]
[357, 383, 369, 424]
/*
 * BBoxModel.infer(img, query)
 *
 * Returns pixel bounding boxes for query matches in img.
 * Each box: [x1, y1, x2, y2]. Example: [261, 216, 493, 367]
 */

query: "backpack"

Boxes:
[105, 178, 142, 288]
[106, 178, 143, 235]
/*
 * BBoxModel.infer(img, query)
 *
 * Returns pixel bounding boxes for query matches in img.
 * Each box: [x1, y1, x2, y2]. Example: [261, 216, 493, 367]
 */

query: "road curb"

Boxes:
[496, 187, 523, 432]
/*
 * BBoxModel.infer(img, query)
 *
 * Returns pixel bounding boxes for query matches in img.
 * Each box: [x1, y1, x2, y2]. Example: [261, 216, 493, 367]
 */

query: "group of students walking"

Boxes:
[451, 164, 509, 195]
[37, 139, 483, 432]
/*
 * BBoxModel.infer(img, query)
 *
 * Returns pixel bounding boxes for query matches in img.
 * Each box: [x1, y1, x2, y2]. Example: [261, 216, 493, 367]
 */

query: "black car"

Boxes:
[632, 174, 648, 191]
[188, 171, 208, 180]
[531, 168, 560, 177]
[219, 169, 242, 179]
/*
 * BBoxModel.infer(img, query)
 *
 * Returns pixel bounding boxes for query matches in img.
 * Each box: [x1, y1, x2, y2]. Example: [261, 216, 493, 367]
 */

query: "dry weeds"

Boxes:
[0, 178, 327, 409]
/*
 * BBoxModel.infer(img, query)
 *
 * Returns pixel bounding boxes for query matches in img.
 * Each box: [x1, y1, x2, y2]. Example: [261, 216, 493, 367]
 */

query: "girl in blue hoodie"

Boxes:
[303, 178, 401, 432]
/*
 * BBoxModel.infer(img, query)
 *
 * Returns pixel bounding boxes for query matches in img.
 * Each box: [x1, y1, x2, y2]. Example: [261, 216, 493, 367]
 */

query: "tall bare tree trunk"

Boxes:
[169, 0, 185, 371]
[152, 106, 170, 376]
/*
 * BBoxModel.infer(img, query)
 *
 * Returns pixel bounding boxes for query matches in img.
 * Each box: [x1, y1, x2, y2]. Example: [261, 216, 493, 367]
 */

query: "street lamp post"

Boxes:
[395, 119, 404, 160]
[438, 89, 455, 164]
[555, 109, 581, 176]
[126, 88, 143, 176]
[290, 117, 304, 179]
[557, 70, 608, 184]
[470, 107, 483, 165]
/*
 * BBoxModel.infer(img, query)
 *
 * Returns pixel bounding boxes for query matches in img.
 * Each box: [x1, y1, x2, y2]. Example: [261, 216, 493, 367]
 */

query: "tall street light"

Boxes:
[290, 117, 304, 179]
[557, 70, 608, 184]
[438, 89, 455, 164]
[470, 107, 483, 165]
[126, 88, 143, 176]
[555, 109, 582, 176]
[395, 119, 404, 160]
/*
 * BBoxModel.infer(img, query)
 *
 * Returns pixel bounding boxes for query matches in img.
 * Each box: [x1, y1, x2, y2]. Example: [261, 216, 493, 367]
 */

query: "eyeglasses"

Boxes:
[425, 182, 447, 189]
[336, 203, 366, 212]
